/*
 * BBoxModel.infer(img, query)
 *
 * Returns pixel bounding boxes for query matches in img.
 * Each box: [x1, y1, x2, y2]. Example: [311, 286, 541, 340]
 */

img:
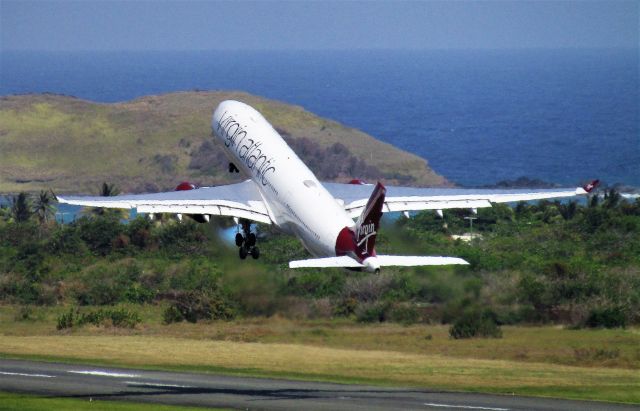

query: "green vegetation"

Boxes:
[0, 391, 221, 411]
[0, 189, 639, 403]
[449, 309, 502, 339]
[56, 306, 141, 330]
[1, 190, 639, 328]
[0, 92, 446, 193]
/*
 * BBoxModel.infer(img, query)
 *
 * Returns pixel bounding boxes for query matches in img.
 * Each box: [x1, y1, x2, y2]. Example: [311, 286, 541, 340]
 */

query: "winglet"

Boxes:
[583, 179, 600, 193]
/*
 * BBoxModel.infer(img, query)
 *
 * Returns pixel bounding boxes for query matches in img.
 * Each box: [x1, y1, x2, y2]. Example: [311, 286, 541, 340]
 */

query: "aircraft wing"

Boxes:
[57, 180, 272, 224]
[323, 181, 596, 219]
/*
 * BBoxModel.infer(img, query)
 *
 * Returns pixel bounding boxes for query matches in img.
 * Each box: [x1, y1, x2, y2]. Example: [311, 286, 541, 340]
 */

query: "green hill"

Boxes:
[0, 91, 448, 194]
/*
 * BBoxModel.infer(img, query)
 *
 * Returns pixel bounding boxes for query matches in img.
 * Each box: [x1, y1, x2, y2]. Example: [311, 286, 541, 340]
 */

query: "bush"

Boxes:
[155, 221, 207, 255]
[0, 273, 50, 305]
[127, 216, 153, 249]
[47, 225, 87, 255]
[333, 297, 358, 317]
[101, 308, 140, 328]
[166, 259, 221, 292]
[163, 290, 235, 323]
[162, 305, 184, 324]
[284, 271, 344, 298]
[76, 215, 123, 255]
[356, 302, 390, 323]
[388, 304, 420, 325]
[72, 260, 142, 305]
[56, 308, 76, 330]
[584, 306, 626, 329]
[14, 305, 35, 321]
[342, 274, 393, 303]
[449, 309, 502, 339]
[10, 242, 47, 278]
[57, 307, 141, 329]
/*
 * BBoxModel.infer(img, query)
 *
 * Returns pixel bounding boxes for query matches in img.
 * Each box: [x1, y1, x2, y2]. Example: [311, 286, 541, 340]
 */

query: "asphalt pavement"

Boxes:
[0, 359, 636, 410]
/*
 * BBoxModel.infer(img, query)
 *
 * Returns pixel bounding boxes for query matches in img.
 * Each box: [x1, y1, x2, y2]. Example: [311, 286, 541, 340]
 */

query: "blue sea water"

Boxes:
[1, 49, 638, 187]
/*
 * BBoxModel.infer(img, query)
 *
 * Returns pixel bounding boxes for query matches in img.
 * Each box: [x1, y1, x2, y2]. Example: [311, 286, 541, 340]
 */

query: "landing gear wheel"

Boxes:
[250, 246, 260, 260]
[239, 246, 248, 260]
[237, 219, 261, 260]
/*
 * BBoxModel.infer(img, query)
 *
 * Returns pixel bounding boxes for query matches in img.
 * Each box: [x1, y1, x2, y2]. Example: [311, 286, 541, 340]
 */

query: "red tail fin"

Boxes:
[355, 182, 386, 258]
[583, 179, 600, 193]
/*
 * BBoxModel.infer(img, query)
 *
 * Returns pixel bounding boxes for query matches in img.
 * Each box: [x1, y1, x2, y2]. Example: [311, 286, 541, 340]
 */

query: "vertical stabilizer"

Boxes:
[354, 182, 386, 258]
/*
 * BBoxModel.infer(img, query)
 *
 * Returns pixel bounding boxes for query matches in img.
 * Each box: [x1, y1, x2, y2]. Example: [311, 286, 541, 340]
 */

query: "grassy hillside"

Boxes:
[0, 92, 448, 193]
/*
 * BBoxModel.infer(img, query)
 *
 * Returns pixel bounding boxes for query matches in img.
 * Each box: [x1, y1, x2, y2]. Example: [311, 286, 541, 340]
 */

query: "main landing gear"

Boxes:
[229, 162, 240, 173]
[235, 219, 259, 260]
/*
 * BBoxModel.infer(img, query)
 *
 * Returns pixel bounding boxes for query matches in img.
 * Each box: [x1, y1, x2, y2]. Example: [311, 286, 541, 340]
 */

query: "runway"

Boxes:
[0, 359, 635, 410]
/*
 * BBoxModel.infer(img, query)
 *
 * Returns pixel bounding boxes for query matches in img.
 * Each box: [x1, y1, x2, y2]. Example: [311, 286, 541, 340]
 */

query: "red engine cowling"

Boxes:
[175, 181, 197, 191]
[174, 181, 208, 223]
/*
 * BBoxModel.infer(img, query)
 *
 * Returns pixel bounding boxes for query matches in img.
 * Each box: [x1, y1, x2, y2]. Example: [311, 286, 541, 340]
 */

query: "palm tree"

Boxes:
[32, 189, 57, 225]
[86, 182, 127, 219]
[99, 182, 120, 197]
[10, 192, 32, 223]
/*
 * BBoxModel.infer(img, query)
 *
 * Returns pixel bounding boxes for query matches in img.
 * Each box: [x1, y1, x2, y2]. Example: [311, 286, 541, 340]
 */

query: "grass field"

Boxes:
[0, 391, 224, 411]
[1, 305, 638, 404]
[0, 92, 446, 193]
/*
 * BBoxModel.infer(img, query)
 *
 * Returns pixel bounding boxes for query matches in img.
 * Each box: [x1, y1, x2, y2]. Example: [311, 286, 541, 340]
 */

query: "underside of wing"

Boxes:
[323, 182, 594, 218]
[57, 180, 272, 224]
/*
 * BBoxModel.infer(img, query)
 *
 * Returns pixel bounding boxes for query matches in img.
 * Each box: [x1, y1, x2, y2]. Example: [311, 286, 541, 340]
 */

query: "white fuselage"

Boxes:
[212, 100, 354, 257]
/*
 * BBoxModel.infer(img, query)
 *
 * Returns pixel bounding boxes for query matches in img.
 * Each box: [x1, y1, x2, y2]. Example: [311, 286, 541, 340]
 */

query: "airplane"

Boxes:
[58, 100, 599, 273]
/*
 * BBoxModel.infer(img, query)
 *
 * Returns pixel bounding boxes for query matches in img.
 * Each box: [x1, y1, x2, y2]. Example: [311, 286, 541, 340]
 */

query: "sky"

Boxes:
[1, 0, 638, 51]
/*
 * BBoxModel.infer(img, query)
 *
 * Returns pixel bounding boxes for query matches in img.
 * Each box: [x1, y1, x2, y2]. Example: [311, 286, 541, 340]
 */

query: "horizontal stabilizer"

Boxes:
[289, 256, 364, 268]
[375, 255, 469, 266]
[289, 255, 469, 269]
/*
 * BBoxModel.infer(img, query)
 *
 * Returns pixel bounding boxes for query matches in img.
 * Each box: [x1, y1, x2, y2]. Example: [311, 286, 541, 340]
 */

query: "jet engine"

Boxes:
[174, 181, 209, 223]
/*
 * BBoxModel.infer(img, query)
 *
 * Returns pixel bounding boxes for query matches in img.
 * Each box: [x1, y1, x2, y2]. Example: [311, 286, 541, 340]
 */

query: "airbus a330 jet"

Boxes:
[58, 100, 598, 272]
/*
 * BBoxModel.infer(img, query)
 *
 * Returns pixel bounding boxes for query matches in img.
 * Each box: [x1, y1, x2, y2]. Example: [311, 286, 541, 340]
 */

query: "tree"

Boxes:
[10, 192, 32, 223]
[32, 189, 57, 224]
[0, 203, 10, 223]
[557, 200, 577, 220]
[99, 182, 120, 197]
[603, 189, 621, 209]
[85, 182, 127, 219]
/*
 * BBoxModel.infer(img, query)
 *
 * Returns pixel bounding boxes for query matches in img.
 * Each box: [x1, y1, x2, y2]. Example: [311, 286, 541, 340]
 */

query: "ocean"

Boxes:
[1, 49, 638, 187]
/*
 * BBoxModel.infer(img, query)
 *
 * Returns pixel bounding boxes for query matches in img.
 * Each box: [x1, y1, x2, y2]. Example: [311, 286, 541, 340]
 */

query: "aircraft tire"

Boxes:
[235, 233, 244, 247]
[250, 246, 260, 259]
[239, 246, 248, 260]
[247, 233, 257, 247]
